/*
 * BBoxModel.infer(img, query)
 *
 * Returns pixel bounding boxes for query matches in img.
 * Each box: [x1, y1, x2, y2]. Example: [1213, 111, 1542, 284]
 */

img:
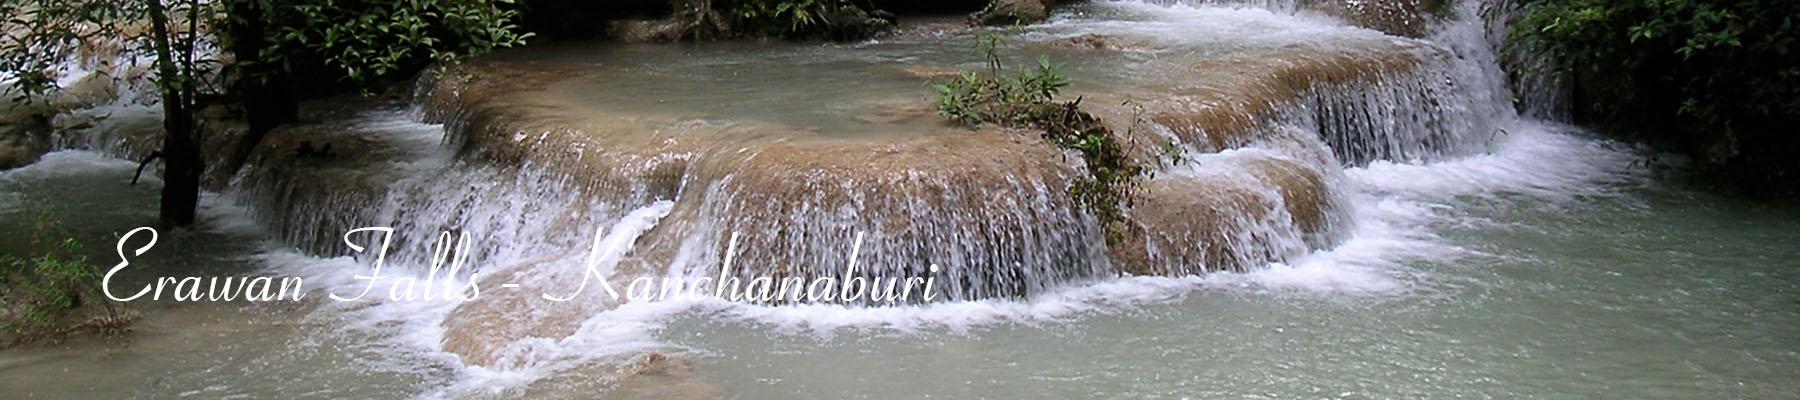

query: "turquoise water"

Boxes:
[2, 1, 1797, 398]
[3, 124, 1795, 398]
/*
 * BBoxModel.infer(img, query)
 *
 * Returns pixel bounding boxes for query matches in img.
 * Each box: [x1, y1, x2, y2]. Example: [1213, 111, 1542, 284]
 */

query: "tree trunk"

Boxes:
[146, 0, 202, 227]
[222, 0, 297, 179]
[158, 102, 202, 227]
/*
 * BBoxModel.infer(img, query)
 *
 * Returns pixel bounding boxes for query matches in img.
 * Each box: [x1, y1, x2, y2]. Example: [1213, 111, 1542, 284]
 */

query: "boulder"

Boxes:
[608, 18, 685, 43]
[816, 4, 897, 40]
[0, 106, 54, 170]
[971, 0, 1052, 26]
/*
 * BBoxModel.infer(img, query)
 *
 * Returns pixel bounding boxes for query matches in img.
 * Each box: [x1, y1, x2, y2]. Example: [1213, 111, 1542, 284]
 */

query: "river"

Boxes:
[2, 1, 1797, 398]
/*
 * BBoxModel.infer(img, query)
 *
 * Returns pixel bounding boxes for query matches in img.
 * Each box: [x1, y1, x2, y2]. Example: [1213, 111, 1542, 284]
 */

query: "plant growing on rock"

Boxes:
[932, 33, 1143, 244]
[1, 208, 135, 347]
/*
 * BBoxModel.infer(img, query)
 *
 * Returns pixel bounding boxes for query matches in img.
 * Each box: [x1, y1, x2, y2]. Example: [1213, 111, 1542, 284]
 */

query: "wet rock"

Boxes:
[1052, 33, 1156, 52]
[514, 352, 724, 399]
[893, 64, 965, 80]
[441, 256, 627, 367]
[609, 18, 685, 43]
[855, 101, 939, 125]
[604, 353, 724, 399]
[972, 0, 1052, 26]
[893, 16, 977, 37]
[0, 106, 54, 170]
[1111, 145, 1341, 275]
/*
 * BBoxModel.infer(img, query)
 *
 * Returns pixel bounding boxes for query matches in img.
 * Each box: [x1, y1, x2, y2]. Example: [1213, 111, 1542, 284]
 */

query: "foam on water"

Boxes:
[208, 114, 1646, 398]
[1046, 0, 1391, 44]
[18, 1, 1652, 396]
[697, 124, 1642, 322]
[0, 150, 139, 182]
[1350, 120, 1646, 201]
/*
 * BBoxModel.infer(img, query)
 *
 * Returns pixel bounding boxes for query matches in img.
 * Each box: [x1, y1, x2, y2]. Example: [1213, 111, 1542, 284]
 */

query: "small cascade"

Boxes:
[2, 0, 1673, 394]
[230, 110, 669, 273]
[208, 1, 1531, 312]
[410, 56, 1118, 302]
[1138, 0, 1447, 37]
[67, 1, 1546, 371]
[1055, 0, 1519, 274]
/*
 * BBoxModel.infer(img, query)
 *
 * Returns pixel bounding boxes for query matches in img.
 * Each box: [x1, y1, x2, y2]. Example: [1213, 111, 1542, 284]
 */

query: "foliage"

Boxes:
[934, 33, 1070, 126]
[1039, 98, 1143, 244]
[1, 207, 133, 345]
[1, 0, 533, 225]
[0, 0, 192, 102]
[729, 0, 828, 31]
[0, 0, 222, 225]
[933, 33, 1142, 244]
[252, 0, 533, 87]
[0, 0, 533, 106]
[1506, 0, 1800, 194]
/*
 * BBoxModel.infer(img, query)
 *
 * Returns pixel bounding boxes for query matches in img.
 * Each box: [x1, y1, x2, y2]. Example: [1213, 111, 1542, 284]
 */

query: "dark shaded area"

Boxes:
[1510, 0, 1800, 198]
[513, 0, 992, 40]
[519, 0, 672, 39]
[872, 0, 989, 14]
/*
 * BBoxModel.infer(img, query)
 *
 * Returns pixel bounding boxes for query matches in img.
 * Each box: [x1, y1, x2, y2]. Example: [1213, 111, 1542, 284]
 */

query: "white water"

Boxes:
[13, 1, 1781, 398]
[218, 2, 1655, 396]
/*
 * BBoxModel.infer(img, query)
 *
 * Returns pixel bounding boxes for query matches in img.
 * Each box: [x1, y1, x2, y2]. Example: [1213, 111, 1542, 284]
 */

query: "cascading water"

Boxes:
[6, 0, 1690, 396]
[201, 0, 1523, 364]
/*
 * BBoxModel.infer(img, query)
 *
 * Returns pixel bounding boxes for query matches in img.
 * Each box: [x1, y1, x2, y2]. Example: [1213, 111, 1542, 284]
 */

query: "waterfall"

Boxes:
[203, 0, 1537, 309]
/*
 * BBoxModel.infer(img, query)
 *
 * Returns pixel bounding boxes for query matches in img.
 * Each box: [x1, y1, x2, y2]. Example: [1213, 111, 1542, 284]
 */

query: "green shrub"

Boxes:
[1507, 0, 1800, 195]
[0, 208, 133, 346]
[259, 0, 535, 87]
[932, 33, 1143, 244]
[933, 33, 1070, 125]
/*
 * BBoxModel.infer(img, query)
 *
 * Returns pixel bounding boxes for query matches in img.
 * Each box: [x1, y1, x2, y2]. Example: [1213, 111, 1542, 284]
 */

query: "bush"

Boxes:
[258, 0, 536, 87]
[933, 34, 1143, 243]
[0, 208, 133, 347]
[1507, 0, 1800, 195]
[933, 34, 1069, 124]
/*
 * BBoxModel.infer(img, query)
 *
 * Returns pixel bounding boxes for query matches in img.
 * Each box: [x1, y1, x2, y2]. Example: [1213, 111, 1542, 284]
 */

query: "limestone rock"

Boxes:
[971, 0, 1052, 27]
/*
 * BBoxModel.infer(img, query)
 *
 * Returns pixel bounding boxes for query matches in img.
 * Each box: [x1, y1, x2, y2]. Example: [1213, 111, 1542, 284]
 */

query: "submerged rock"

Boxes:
[1052, 33, 1157, 52]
